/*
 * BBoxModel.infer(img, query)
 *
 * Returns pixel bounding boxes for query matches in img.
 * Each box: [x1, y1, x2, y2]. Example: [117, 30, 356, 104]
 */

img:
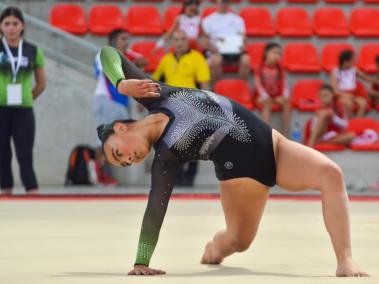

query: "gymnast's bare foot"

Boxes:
[336, 258, 369, 277]
[200, 241, 224, 265]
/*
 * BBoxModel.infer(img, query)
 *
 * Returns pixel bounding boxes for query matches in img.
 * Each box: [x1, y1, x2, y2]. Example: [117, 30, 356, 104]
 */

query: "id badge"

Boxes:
[7, 84, 22, 106]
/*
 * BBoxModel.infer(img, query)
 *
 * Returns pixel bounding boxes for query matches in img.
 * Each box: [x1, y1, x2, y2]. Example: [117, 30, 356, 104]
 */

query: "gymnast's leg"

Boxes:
[201, 178, 269, 264]
[273, 130, 368, 277]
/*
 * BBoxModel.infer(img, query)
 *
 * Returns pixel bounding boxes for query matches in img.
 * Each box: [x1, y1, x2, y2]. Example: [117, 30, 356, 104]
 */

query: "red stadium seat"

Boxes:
[324, 0, 356, 3]
[249, 0, 279, 3]
[283, 43, 321, 72]
[164, 6, 182, 31]
[246, 42, 266, 71]
[277, 8, 312, 37]
[350, 143, 379, 151]
[287, 0, 318, 2]
[88, 5, 123, 35]
[240, 8, 275, 37]
[126, 6, 163, 35]
[292, 80, 323, 111]
[130, 41, 165, 73]
[350, 8, 379, 37]
[348, 118, 379, 135]
[214, 79, 254, 110]
[209, 0, 242, 2]
[364, 0, 379, 3]
[358, 44, 379, 73]
[222, 65, 239, 73]
[201, 7, 217, 18]
[348, 118, 379, 151]
[303, 119, 346, 151]
[50, 4, 87, 35]
[313, 8, 349, 37]
[134, 0, 163, 2]
[321, 43, 355, 72]
[314, 143, 346, 151]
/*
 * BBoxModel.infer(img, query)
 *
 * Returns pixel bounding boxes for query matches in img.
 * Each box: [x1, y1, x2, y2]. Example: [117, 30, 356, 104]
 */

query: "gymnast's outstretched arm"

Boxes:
[130, 151, 179, 275]
[100, 47, 162, 106]
[101, 47, 183, 274]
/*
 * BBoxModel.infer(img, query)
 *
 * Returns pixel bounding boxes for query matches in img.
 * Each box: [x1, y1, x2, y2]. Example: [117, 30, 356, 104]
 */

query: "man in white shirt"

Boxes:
[202, 0, 250, 80]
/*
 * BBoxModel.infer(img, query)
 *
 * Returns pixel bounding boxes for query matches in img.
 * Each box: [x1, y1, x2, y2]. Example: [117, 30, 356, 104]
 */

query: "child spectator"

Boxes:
[330, 50, 379, 118]
[307, 84, 355, 147]
[368, 55, 379, 108]
[254, 42, 291, 137]
[155, 0, 201, 51]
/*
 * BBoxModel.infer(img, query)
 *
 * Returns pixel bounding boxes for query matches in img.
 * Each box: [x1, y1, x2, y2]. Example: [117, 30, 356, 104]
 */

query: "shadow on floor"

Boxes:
[52, 265, 332, 278]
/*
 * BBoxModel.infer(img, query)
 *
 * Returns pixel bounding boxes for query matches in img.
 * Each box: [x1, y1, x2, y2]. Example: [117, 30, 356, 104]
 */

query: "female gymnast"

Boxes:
[97, 47, 368, 277]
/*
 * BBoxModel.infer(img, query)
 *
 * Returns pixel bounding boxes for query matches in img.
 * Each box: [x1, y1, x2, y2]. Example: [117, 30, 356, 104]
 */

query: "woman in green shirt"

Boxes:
[0, 7, 45, 195]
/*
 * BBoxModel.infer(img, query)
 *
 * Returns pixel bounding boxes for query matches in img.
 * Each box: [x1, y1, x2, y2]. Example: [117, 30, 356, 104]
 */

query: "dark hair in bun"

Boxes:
[97, 119, 136, 149]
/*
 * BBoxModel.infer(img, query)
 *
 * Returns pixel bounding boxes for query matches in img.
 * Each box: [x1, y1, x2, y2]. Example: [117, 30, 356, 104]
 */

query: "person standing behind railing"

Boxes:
[0, 7, 46, 195]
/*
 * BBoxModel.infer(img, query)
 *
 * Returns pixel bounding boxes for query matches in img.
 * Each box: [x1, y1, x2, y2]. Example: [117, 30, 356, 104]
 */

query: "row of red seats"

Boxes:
[241, 7, 379, 37]
[214, 78, 379, 112]
[50, 4, 379, 37]
[130, 41, 378, 73]
[72, 0, 379, 3]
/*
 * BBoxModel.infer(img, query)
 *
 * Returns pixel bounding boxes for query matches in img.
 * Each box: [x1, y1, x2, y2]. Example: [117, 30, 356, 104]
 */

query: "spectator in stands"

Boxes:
[0, 7, 46, 195]
[152, 29, 210, 186]
[368, 55, 379, 108]
[330, 50, 379, 118]
[94, 29, 147, 186]
[155, 0, 201, 51]
[201, 0, 250, 80]
[254, 42, 291, 137]
[307, 84, 354, 148]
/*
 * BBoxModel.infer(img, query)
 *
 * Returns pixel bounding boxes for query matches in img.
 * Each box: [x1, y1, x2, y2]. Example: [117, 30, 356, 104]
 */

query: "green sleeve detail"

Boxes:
[133, 155, 178, 267]
[100, 46, 126, 87]
[135, 241, 156, 266]
[35, 48, 45, 68]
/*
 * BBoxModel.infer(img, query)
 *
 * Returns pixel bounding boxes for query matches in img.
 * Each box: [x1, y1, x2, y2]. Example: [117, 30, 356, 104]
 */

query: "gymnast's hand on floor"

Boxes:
[128, 265, 166, 276]
[117, 79, 161, 98]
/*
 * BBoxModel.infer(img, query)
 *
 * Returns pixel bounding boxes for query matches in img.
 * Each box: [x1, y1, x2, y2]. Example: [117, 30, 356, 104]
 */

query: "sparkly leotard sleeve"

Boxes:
[100, 47, 276, 267]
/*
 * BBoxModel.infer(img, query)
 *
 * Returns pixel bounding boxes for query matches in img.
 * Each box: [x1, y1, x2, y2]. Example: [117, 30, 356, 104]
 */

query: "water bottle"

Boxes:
[291, 121, 302, 142]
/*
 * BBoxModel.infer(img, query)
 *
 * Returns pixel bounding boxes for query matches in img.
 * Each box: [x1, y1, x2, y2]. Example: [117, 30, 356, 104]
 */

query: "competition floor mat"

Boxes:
[1, 198, 378, 284]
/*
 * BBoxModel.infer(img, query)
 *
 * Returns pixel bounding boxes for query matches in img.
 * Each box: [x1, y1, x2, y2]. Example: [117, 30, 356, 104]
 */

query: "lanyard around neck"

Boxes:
[2, 37, 23, 83]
